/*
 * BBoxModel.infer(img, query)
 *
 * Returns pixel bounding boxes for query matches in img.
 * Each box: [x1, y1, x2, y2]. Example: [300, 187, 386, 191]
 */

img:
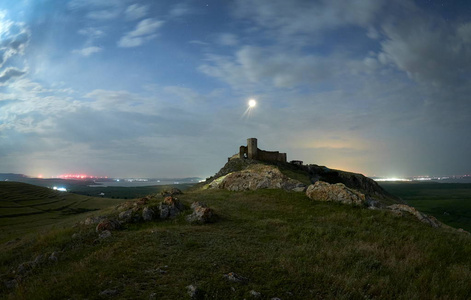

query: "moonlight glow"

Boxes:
[242, 99, 257, 119]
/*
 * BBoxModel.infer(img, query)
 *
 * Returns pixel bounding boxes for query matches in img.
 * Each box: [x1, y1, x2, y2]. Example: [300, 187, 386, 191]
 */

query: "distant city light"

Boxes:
[373, 178, 411, 182]
[53, 186, 67, 192]
[56, 174, 107, 179]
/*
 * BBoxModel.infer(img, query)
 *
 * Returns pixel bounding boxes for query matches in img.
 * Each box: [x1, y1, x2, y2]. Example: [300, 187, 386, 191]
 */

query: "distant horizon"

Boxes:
[2, 170, 470, 181]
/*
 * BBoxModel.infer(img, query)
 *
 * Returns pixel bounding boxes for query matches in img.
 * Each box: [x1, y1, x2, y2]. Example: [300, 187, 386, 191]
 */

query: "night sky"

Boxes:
[0, 0, 470, 178]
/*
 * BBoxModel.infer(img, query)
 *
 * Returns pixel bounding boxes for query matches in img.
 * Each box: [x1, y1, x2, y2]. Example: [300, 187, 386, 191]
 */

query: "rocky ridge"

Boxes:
[204, 158, 445, 228]
[205, 158, 398, 204]
[207, 164, 306, 192]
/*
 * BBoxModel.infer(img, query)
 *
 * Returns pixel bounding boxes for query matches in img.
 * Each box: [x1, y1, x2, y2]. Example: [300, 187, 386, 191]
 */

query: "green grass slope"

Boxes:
[1, 188, 471, 299]
[0, 182, 127, 243]
[380, 182, 471, 232]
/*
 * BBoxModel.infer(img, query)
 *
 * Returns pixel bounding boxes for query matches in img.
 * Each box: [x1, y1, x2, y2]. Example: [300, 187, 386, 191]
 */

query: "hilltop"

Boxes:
[1, 142, 471, 299]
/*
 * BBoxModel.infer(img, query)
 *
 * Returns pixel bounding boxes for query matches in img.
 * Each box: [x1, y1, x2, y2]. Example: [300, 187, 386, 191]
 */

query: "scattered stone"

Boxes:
[32, 254, 45, 266]
[223, 272, 248, 283]
[115, 201, 134, 212]
[5, 238, 20, 246]
[161, 188, 183, 197]
[366, 199, 384, 209]
[387, 204, 442, 228]
[305, 181, 366, 205]
[72, 233, 80, 239]
[4, 279, 17, 289]
[271, 298, 282, 300]
[118, 209, 133, 222]
[149, 292, 157, 300]
[156, 268, 167, 274]
[99, 230, 112, 239]
[99, 289, 118, 297]
[49, 252, 59, 262]
[136, 197, 149, 206]
[96, 219, 121, 232]
[186, 284, 201, 299]
[159, 196, 183, 219]
[458, 228, 470, 234]
[16, 262, 33, 275]
[186, 202, 214, 224]
[249, 290, 261, 297]
[81, 216, 106, 226]
[142, 207, 155, 221]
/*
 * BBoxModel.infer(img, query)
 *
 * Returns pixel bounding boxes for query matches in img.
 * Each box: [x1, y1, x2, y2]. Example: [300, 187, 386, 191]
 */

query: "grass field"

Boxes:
[1, 182, 471, 299]
[379, 182, 471, 232]
[0, 182, 129, 243]
[68, 183, 194, 199]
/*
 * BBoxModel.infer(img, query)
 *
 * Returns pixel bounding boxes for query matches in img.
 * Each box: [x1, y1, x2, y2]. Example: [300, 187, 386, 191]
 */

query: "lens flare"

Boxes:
[242, 98, 257, 119]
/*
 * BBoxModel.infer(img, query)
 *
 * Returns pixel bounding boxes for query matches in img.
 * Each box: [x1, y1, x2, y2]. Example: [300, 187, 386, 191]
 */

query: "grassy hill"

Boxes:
[1, 183, 471, 299]
[0, 182, 128, 243]
[380, 182, 471, 232]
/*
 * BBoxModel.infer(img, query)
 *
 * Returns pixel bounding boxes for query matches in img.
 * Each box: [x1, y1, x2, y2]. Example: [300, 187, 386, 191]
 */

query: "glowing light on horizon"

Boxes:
[56, 174, 107, 179]
[374, 177, 411, 182]
[53, 186, 67, 192]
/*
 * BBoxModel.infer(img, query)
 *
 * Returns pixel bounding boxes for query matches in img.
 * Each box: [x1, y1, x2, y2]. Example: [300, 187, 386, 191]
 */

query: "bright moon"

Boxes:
[248, 99, 257, 107]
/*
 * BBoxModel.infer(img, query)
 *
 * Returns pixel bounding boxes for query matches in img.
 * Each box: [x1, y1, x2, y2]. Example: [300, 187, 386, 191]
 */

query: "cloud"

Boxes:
[217, 33, 239, 46]
[72, 46, 103, 56]
[378, 16, 471, 87]
[0, 67, 26, 84]
[86, 9, 121, 20]
[234, 0, 385, 35]
[78, 27, 104, 39]
[0, 18, 30, 68]
[125, 4, 149, 21]
[118, 18, 164, 48]
[68, 0, 126, 20]
[199, 46, 347, 89]
[85, 89, 149, 111]
[67, 0, 125, 9]
[169, 3, 192, 18]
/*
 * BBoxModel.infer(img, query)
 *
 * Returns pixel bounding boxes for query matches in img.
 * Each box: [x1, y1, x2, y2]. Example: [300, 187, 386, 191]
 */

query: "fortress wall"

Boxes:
[230, 138, 287, 163]
[257, 150, 287, 163]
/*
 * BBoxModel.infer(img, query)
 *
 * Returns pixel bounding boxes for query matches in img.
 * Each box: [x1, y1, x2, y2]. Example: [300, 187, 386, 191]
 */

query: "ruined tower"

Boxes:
[230, 138, 288, 163]
[247, 138, 258, 159]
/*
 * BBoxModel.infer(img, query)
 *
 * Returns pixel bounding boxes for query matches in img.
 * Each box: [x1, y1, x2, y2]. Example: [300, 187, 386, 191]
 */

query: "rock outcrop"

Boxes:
[186, 202, 214, 224]
[387, 204, 442, 228]
[159, 196, 184, 219]
[305, 181, 366, 205]
[96, 219, 121, 232]
[203, 158, 399, 205]
[208, 164, 306, 192]
[306, 165, 398, 204]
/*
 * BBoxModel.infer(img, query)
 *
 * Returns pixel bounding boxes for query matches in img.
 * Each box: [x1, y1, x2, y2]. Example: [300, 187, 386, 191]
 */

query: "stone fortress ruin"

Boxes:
[229, 138, 287, 163]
